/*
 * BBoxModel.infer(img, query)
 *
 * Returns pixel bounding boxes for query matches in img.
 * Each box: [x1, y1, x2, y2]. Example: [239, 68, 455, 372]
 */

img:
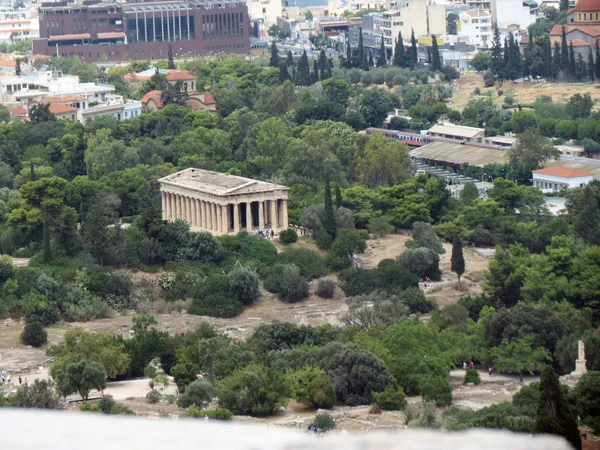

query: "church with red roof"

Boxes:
[549, 0, 600, 57]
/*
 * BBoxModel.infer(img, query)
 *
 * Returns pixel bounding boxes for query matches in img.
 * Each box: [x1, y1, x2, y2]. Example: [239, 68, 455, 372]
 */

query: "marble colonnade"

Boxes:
[160, 190, 288, 234]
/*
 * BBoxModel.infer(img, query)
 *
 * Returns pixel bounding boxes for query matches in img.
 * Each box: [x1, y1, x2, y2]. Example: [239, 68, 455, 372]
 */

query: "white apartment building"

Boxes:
[532, 166, 594, 193]
[0, 9, 39, 42]
[458, 10, 493, 49]
[246, 0, 282, 33]
[493, 0, 538, 30]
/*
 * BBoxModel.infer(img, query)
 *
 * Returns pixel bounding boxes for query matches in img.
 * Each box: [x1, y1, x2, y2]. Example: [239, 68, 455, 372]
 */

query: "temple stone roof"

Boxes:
[159, 168, 289, 197]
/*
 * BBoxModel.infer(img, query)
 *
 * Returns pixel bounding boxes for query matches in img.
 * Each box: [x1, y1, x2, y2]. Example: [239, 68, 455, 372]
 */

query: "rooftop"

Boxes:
[465, 10, 491, 17]
[575, 0, 600, 11]
[428, 123, 485, 139]
[124, 68, 196, 82]
[48, 102, 78, 114]
[533, 166, 594, 178]
[410, 141, 508, 167]
[159, 168, 289, 197]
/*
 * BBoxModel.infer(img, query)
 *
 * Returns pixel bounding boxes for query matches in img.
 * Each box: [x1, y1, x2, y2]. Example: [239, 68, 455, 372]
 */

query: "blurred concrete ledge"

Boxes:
[0, 410, 573, 450]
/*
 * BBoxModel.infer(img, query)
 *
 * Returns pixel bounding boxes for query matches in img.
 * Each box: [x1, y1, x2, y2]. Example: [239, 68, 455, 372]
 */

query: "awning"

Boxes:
[49, 33, 91, 41]
[97, 32, 126, 39]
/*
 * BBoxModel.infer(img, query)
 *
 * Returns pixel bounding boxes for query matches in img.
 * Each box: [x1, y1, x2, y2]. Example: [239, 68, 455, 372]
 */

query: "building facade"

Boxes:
[532, 166, 594, 193]
[32, 0, 250, 62]
[458, 10, 492, 49]
[159, 168, 289, 235]
[0, 8, 40, 42]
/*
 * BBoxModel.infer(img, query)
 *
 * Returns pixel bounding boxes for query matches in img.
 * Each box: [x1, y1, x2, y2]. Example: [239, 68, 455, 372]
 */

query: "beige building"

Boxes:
[427, 123, 485, 143]
[159, 168, 289, 235]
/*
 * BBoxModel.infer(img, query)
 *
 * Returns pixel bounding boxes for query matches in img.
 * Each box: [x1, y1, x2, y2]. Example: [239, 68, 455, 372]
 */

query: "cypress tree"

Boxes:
[325, 58, 333, 79]
[346, 35, 352, 68]
[536, 366, 582, 450]
[543, 37, 552, 78]
[167, 43, 175, 69]
[569, 42, 576, 79]
[357, 27, 365, 68]
[451, 235, 465, 288]
[431, 35, 441, 71]
[588, 49, 595, 81]
[393, 31, 405, 67]
[269, 41, 279, 67]
[503, 37, 509, 78]
[323, 176, 337, 239]
[15, 58, 21, 76]
[596, 46, 600, 79]
[560, 0, 569, 11]
[312, 58, 319, 83]
[576, 52, 586, 81]
[318, 49, 328, 80]
[491, 27, 503, 76]
[552, 41, 561, 79]
[42, 218, 52, 264]
[278, 62, 290, 83]
[286, 50, 294, 67]
[410, 28, 418, 66]
[368, 49, 374, 67]
[295, 50, 312, 86]
[377, 36, 387, 67]
[561, 26, 569, 71]
[335, 184, 342, 209]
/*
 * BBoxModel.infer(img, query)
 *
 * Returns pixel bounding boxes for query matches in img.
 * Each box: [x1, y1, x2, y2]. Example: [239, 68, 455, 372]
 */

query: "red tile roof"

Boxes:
[166, 70, 196, 81]
[48, 33, 91, 41]
[97, 32, 125, 39]
[48, 102, 78, 114]
[568, 7, 576, 13]
[575, 0, 600, 11]
[533, 166, 593, 178]
[0, 59, 16, 67]
[576, 25, 600, 36]
[550, 24, 564, 36]
[140, 90, 163, 108]
[570, 39, 592, 46]
[9, 106, 27, 115]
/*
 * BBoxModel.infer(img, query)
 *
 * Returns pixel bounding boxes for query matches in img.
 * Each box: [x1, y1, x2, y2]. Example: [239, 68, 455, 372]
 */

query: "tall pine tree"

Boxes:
[410, 28, 418, 66]
[376, 36, 387, 67]
[490, 27, 503, 77]
[596, 46, 600, 79]
[358, 28, 369, 70]
[278, 62, 289, 83]
[346, 35, 352, 68]
[167, 43, 175, 69]
[323, 176, 337, 239]
[588, 49, 595, 81]
[569, 42, 576, 79]
[552, 41, 561, 79]
[368, 49, 374, 67]
[286, 50, 294, 67]
[295, 49, 312, 86]
[393, 31, 405, 67]
[335, 184, 343, 209]
[561, 26, 569, 72]
[269, 41, 279, 67]
[312, 58, 319, 83]
[431, 35, 441, 71]
[318, 49, 329, 80]
[560, 0, 569, 11]
[536, 366, 582, 450]
[451, 235, 465, 288]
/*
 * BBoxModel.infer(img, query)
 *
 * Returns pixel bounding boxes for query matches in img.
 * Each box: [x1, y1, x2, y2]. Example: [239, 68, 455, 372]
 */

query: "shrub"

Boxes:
[368, 216, 393, 237]
[464, 369, 481, 385]
[189, 293, 244, 318]
[278, 248, 327, 280]
[313, 229, 333, 250]
[146, 389, 161, 404]
[264, 264, 309, 302]
[188, 404, 233, 419]
[98, 396, 116, 414]
[79, 402, 101, 412]
[11, 379, 62, 409]
[288, 366, 336, 409]
[416, 401, 440, 428]
[88, 270, 133, 298]
[228, 267, 260, 305]
[248, 322, 322, 354]
[177, 379, 217, 409]
[316, 279, 335, 298]
[373, 387, 407, 411]
[26, 303, 60, 326]
[110, 402, 136, 415]
[314, 413, 336, 431]
[189, 232, 224, 263]
[279, 229, 298, 244]
[21, 322, 48, 347]
[400, 287, 436, 314]
[396, 247, 442, 280]
[420, 377, 453, 407]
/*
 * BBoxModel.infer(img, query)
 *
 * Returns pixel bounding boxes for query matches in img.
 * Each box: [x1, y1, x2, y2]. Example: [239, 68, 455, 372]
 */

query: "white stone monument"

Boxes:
[571, 340, 587, 375]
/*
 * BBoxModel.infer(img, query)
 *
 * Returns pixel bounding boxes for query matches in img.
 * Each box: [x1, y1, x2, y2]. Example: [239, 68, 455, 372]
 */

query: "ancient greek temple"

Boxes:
[158, 168, 289, 235]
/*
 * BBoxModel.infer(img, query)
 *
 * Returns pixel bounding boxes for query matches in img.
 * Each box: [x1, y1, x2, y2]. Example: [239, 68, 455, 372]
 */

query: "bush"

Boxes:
[314, 413, 336, 431]
[420, 377, 453, 407]
[368, 216, 393, 237]
[146, 389, 161, 404]
[464, 369, 482, 385]
[188, 404, 234, 419]
[110, 402, 136, 415]
[316, 279, 335, 299]
[98, 396, 116, 414]
[313, 229, 333, 250]
[228, 267, 260, 305]
[288, 366, 336, 409]
[278, 248, 327, 280]
[26, 303, 60, 326]
[279, 229, 298, 244]
[396, 247, 441, 280]
[177, 379, 217, 409]
[88, 270, 133, 298]
[264, 264, 309, 303]
[11, 379, 62, 409]
[21, 322, 48, 347]
[373, 387, 407, 411]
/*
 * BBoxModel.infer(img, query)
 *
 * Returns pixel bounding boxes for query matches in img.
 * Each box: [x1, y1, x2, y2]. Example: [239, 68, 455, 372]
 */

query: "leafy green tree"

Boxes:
[464, 368, 481, 385]
[567, 183, 600, 246]
[491, 336, 551, 382]
[359, 87, 397, 127]
[397, 247, 441, 280]
[288, 366, 336, 409]
[295, 50, 312, 86]
[373, 387, 407, 410]
[177, 379, 217, 408]
[573, 371, 600, 432]
[80, 193, 120, 265]
[566, 93, 593, 119]
[470, 52, 491, 72]
[355, 132, 411, 187]
[460, 182, 479, 205]
[421, 376, 453, 406]
[368, 216, 393, 237]
[508, 129, 559, 173]
[228, 267, 260, 305]
[10, 379, 62, 409]
[28, 103, 56, 124]
[536, 366, 581, 450]
[21, 322, 47, 347]
[451, 235, 466, 288]
[217, 364, 290, 415]
[314, 413, 336, 431]
[407, 221, 444, 254]
[323, 176, 337, 239]
[59, 359, 107, 400]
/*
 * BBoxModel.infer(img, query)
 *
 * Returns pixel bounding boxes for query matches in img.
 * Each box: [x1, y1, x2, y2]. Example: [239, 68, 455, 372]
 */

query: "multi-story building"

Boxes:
[0, 8, 40, 42]
[348, 0, 446, 58]
[493, 0, 538, 31]
[246, 0, 281, 36]
[32, 0, 250, 62]
[458, 10, 493, 49]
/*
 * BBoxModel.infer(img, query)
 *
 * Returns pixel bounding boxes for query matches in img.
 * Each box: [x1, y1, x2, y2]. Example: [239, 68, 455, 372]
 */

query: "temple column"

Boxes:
[201, 200, 208, 229]
[207, 202, 213, 230]
[270, 199, 277, 229]
[222, 205, 229, 234]
[176, 195, 182, 219]
[195, 199, 201, 229]
[258, 201, 265, 230]
[216, 204, 222, 233]
[281, 199, 288, 229]
[211, 203, 217, 231]
[165, 193, 171, 221]
[190, 197, 197, 227]
[170, 193, 175, 221]
[186, 197, 192, 224]
[161, 192, 167, 220]
[233, 203, 240, 233]
[246, 201, 253, 231]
